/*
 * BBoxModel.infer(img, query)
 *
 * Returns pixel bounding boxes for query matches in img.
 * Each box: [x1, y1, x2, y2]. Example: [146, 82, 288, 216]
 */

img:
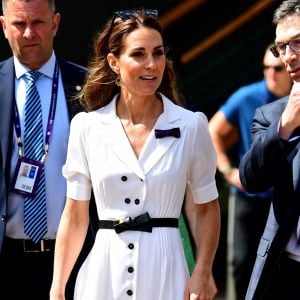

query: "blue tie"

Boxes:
[23, 71, 47, 243]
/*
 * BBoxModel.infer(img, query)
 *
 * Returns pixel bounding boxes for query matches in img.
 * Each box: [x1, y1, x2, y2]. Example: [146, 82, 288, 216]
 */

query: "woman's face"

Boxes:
[112, 26, 166, 97]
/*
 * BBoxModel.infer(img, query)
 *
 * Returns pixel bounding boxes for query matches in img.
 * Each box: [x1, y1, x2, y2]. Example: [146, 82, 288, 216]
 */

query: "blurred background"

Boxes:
[0, 0, 282, 298]
[0, 0, 280, 120]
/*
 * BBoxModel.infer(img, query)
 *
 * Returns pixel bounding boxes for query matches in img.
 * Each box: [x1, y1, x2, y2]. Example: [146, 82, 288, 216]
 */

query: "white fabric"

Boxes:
[286, 216, 300, 261]
[63, 94, 219, 300]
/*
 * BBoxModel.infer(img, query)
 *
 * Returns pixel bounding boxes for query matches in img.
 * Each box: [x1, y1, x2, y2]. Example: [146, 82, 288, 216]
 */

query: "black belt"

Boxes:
[4, 236, 55, 253]
[99, 212, 178, 234]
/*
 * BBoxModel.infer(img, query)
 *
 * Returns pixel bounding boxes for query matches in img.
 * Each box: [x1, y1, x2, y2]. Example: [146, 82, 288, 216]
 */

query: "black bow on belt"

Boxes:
[114, 212, 152, 233]
[155, 127, 180, 138]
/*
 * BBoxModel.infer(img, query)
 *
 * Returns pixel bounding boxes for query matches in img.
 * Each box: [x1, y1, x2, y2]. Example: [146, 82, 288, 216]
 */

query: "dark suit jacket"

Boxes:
[0, 56, 97, 249]
[239, 97, 300, 299]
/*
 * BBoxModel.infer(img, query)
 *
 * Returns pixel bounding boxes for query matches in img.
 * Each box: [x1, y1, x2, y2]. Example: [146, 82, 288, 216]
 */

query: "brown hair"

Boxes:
[80, 9, 183, 111]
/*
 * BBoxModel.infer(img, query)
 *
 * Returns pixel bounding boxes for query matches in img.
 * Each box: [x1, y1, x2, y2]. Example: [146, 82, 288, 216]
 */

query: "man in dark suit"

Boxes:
[239, 1, 300, 299]
[0, 0, 95, 299]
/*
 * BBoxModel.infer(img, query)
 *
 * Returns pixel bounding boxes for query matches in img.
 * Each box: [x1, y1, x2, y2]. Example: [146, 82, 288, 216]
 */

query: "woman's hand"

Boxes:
[184, 272, 218, 300]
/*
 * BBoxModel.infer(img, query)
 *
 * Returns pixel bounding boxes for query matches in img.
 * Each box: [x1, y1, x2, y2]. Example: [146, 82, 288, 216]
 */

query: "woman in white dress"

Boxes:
[50, 8, 220, 300]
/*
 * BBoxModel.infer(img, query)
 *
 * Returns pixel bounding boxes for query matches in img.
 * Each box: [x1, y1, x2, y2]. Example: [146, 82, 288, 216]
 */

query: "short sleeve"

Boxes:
[220, 88, 243, 125]
[62, 112, 92, 201]
[188, 112, 218, 204]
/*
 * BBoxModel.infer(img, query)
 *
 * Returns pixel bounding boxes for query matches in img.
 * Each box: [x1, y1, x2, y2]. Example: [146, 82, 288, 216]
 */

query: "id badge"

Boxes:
[11, 157, 43, 197]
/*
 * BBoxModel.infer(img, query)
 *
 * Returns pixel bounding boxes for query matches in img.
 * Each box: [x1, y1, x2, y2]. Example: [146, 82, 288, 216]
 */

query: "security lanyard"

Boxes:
[13, 61, 59, 163]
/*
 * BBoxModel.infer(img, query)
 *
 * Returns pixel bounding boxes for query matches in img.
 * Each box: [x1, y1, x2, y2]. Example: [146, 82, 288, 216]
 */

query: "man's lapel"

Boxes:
[0, 58, 14, 170]
[292, 141, 300, 213]
[58, 59, 87, 120]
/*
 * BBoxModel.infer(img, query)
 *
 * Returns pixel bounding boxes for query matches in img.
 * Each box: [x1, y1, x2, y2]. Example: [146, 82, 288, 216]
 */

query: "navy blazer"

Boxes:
[0, 57, 94, 250]
[239, 97, 300, 299]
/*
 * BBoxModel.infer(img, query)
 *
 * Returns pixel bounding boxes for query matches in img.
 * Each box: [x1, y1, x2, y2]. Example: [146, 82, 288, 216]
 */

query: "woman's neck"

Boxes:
[116, 94, 163, 125]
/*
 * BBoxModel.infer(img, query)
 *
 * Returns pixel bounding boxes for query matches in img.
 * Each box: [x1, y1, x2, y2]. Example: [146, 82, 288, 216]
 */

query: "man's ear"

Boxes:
[52, 13, 61, 37]
[0, 16, 8, 38]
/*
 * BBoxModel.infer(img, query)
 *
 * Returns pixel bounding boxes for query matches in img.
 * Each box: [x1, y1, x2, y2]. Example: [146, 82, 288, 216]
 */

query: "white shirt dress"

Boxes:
[63, 93, 219, 300]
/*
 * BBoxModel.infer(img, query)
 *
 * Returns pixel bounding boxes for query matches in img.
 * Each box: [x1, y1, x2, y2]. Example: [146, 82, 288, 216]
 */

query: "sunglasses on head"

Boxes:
[263, 64, 285, 72]
[106, 9, 158, 43]
[113, 9, 158, 20]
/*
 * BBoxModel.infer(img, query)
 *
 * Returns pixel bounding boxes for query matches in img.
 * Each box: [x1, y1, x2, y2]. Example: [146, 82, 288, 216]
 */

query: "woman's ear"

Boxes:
[107, 53, 119, 74]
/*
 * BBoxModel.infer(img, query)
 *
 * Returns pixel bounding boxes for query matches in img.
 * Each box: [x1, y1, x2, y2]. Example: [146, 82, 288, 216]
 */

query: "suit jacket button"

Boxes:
[121, 176, 127, 181]
[127, 290, 133, 296]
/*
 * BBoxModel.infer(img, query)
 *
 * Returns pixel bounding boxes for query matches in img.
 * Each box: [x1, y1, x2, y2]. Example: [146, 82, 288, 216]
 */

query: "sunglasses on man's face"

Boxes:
[263, 64, 285, 72]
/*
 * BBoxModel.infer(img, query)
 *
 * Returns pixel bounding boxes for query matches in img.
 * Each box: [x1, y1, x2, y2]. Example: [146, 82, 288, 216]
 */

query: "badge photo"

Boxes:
[11, 157, 44, 197]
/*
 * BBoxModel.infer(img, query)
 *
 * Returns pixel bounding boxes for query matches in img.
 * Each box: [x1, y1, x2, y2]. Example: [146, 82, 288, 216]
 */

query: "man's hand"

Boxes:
[280, 82, 300, 139]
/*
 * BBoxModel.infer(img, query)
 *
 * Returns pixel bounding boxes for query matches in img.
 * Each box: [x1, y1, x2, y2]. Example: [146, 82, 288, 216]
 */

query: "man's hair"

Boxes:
[273, 0, 300, 24]
[2, 0, 55, 15]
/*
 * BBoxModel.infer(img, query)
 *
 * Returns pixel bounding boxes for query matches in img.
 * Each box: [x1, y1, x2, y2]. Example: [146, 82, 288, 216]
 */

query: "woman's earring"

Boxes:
[115, 75, 121, 87]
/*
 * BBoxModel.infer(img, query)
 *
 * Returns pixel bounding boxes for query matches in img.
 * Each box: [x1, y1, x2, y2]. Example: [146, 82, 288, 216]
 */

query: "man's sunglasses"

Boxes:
[263, 64, 285, 72]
